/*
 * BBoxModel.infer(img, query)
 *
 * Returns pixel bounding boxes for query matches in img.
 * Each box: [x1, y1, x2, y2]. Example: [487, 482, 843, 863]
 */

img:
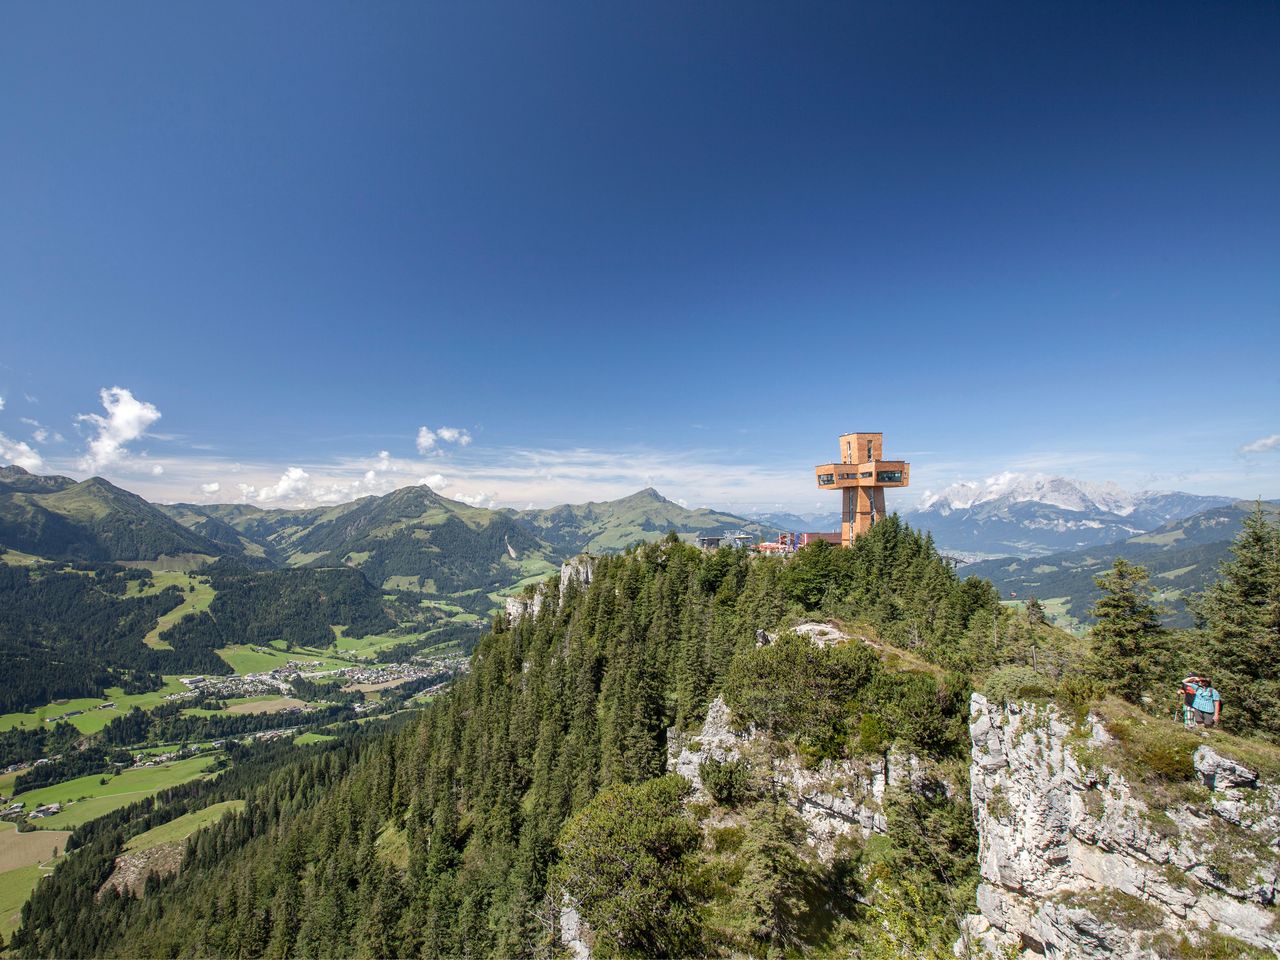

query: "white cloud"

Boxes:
[76, 387, 162, 473]
[20, 419, 50, 444]
[420, 473, 449, 490]
[452, 490, 497, 508]
[151, 464, 164, 476]
[1240, 434, 1280, 455]
[417, 425, 471, 454]
[201, 482, 221, 494]
[0, 396, 5, 411]
[436, 426, 472, 446]
[0, 432, 44, 471]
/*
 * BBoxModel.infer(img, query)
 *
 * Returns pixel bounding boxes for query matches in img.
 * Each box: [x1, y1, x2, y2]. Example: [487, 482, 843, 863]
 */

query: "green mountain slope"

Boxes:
[0, 467, 227, 563]
[967, 500, 1279, 628]
[509, 486, 780, 553]
[13, 523, 1011, 959]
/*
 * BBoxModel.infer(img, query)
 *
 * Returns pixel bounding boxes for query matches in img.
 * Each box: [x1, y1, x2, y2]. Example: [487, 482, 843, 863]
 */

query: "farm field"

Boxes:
[0, 822, 70, 873]
[0, 822, 69, 939]
[0, 678, 190, 734]
[214, 644, 352, 674]
[12, 755, 221, 830]
[124, 800, 244, 854]
[185, 697, 307, 717]
[294, 732, 335, 745]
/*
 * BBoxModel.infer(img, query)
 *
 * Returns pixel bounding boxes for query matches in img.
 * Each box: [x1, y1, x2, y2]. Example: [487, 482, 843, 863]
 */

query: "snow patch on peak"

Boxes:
[919, 472, 1143, 515]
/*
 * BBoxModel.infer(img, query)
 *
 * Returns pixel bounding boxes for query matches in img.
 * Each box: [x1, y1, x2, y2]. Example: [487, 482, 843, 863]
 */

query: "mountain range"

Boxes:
[965, 499, 1279, 629]
[900, 473, 1234, 557]
[0, 467, 778, 614]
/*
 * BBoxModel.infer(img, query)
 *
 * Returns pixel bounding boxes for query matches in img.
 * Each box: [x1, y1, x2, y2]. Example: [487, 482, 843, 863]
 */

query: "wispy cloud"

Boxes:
[1240, 433, 1280, 455]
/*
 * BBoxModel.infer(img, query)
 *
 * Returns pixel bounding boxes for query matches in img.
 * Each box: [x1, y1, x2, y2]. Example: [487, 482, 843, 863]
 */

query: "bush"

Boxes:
[551, 775, 703, 958]
[1056, 675, 1105, 723]
[700, 757, 749, 807]
[982, 665, 1055, 705]
[722, 632, 878, 753]
[855, 713, 889, 756]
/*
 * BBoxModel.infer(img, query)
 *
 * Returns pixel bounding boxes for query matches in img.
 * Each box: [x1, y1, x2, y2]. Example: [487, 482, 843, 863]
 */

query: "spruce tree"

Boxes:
[1087, 558, 1168, 703]
[1195, 504, 1280, 737]
[1025, 596, 1045, 625]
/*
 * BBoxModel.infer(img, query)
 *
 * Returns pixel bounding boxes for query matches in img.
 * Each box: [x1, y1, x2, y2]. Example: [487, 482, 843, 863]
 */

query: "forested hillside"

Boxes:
[509, 487, 780, 554]
[0, 559, 399, 714]
[967, 500, 1279, 628]
[12, 519, 1077, 958]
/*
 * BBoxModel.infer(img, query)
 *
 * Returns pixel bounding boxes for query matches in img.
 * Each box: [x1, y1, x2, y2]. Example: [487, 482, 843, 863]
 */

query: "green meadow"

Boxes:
[123, 800, 245, 854]
[13, 755, 220, 830]
[126, 571, 216, 650]
[0, 678, 190, 734]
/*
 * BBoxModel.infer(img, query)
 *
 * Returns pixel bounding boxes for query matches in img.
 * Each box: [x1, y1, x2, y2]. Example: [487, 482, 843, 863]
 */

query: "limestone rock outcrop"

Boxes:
[504, 555, 595, 623]
[964, 692, 1280, 958]
[667, 696, 932, 861]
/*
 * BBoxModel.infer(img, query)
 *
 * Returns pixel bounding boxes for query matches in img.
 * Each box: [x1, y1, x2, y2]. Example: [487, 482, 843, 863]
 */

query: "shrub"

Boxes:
[982, 665, 1055, 705]
[700, 757, 749, 807]
[1056, 675, 1105, 723]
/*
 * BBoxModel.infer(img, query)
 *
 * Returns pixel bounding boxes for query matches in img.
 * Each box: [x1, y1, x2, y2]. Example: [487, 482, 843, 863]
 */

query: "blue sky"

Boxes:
[1, 1, 1277, 513]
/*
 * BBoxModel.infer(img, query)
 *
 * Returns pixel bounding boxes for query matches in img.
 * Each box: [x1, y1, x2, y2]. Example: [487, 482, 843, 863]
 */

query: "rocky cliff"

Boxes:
[668, 696, 934, 860]
[504, 555, 594, 622]
[964, 693, 1279, 958]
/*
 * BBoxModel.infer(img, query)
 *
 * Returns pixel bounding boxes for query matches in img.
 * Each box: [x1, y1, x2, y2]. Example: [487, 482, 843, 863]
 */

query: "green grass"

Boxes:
[1156, 564, 1197, 581]
[0, 678, 190, 734]
[0, 549, 45, 566]
[1129, 528, 1187, 546]
[294, 731, 336, 745]
[215, 644, 351, 674]
[329, 628, 418, 658]
[0, 863, 46, 940]
[12, 755, 220, 829]
[124, 800, 244, 854]
[126, 572, 215, 649]
[381, 575, 421, 592]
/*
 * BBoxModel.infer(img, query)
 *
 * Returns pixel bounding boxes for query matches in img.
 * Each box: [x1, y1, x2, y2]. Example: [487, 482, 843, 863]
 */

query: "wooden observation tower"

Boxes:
[814, 432, 910, 547]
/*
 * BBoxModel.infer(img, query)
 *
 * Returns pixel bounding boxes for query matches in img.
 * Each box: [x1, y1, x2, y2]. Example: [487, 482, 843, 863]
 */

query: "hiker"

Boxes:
[1179, 676, 1200, 728]
[1181, 675, 1222, 729]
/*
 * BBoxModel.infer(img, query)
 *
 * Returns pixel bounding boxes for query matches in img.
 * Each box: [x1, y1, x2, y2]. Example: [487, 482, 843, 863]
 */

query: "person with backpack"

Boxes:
[1181, 675, 1222, 729]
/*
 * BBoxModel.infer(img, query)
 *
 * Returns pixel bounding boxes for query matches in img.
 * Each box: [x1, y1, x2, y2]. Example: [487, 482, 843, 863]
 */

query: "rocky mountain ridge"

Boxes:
[905, 474, 1233, 558]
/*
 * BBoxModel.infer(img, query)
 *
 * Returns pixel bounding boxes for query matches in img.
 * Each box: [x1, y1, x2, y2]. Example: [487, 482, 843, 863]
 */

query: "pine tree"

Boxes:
[1195, 504, 1280, 737]
[1026, 595, 1045, 625]
[1087, 558, 1169, 703]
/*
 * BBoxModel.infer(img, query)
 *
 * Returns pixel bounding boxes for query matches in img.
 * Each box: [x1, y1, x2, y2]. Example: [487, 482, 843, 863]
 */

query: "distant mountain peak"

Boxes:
[919, 473, 1145, 515]
[907, 472, 1233, 557]
[628, 487, 671, 503]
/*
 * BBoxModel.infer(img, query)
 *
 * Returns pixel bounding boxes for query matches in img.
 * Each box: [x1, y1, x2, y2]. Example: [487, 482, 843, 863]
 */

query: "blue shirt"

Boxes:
[1192, 685, 1220, 713]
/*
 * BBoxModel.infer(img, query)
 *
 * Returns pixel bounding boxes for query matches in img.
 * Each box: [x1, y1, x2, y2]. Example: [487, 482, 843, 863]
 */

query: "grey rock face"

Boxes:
[964, 693, 1280, 958]
[506, 555, 595, 624]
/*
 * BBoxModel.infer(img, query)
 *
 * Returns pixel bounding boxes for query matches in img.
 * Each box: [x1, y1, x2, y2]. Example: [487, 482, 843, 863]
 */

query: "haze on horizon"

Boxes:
[1, 2, 1277, 513]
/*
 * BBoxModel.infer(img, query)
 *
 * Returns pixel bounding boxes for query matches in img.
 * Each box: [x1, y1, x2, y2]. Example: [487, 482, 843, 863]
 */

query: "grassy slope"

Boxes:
[127, 571, 216, 650]
[12, 755, 220, 830]
[123, 800, 245, 854]
[0, 679, 190, 735]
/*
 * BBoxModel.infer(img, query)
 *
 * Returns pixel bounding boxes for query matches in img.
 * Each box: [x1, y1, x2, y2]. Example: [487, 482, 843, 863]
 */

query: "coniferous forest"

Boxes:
[12, 519, 1015, 958]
